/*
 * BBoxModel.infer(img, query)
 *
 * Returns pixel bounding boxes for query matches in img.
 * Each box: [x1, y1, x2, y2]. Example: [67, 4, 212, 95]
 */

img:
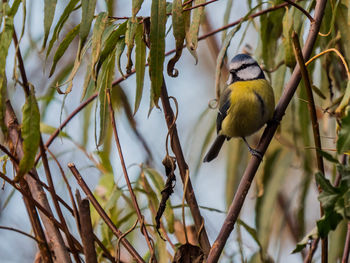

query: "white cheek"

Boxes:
[236, 66, 261, 80]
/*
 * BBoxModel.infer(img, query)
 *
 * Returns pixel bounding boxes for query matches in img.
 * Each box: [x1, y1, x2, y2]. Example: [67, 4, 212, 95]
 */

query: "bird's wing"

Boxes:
[216, 87, 232, 133]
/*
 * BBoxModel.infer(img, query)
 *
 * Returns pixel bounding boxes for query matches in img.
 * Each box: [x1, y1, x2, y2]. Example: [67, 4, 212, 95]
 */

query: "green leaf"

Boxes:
[0, 76, 7, 135]
[167, 0, 185, 77]
[96, 49, 115, 147]
[237, 219, 263, 251]
[337, 110, 350, 154]
[186, 0, 205, 61]
[317, 149, 339, 164]
[125, 19, 138, 74]
[8, 0, 21, 17]
[81, 12, 108, 101]
[97, 21, 127, 74]
[40, 123, 70, 139]
[80, 0, 96, 46]
[46, 0, 80, 59]
[222, 0, 233, 42]
[282, 7, 296, 68]
[292, 227, 318, 253]
[317, 211, 343, 238]
[50, 24, 80, 76]
[115, 37, 126, 78]
[43, 0, 57, 48]
[336, 82, 350, 117]
[149, 0, 166, 109]
[132, 0, 144, 20]
[134, 23, 146, 114]
[17, 88, 41, 180]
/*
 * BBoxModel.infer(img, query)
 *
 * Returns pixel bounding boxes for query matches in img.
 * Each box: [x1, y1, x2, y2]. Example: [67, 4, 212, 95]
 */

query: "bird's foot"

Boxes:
[247, 147, 263, 160]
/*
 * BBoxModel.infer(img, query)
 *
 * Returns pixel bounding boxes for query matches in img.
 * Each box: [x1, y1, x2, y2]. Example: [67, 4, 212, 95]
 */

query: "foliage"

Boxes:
[0, 0, 350, 263]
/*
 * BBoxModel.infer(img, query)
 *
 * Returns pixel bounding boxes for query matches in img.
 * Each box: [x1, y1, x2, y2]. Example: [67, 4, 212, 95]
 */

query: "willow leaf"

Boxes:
[43, 0, 57, 48]
[167, 0, 185, 77]
[134, 23, 146, 114]
[125, 19, 137, 74]
[17, 88, 40, 180]
[132, 0, 144, 20]
[149, 0, 166, 109]
[80, 0, 96, 46]
[50, 24, 80, 77]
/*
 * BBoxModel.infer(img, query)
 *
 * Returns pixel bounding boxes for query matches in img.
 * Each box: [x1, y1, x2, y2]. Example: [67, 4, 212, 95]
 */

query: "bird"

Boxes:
[203, 54, 275, 162]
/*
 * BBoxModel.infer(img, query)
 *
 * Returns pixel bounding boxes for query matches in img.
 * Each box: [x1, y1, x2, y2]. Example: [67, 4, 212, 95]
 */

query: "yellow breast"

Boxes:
[220, 79, 275, 138]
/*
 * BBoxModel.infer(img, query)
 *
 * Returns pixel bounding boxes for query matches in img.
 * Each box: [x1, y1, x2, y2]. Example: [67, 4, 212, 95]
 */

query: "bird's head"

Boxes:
[227, 54, 265, 85]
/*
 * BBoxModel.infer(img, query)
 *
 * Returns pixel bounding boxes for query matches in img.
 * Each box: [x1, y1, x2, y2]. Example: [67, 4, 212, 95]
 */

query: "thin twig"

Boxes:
[283, 0, 314, 22]
[292, 31, 327, 263]
[183, 0, 218, 11]
[160, 79, 211, 255]
[106, 89, 155, 261]
[68, 163, 145, 263]
[206, 0, 327, 261]
[0, 226, 42, 244]
[304, 238, 320, 263]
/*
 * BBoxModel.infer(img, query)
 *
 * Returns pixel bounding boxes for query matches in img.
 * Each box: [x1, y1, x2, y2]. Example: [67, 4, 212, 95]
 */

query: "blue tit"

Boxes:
[203, 54, 275, 162]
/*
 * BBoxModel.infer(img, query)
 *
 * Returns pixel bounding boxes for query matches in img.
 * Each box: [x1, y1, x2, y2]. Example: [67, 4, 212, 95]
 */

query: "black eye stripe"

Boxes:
[230, 62, 260, 73]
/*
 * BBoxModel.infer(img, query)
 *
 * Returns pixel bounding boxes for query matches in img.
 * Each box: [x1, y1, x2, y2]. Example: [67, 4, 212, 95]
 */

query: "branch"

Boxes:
[160, 79, 211, 255]
[0, 226, 42, 244]
[78, 198, 98, 263]
[106, 89, 155, 260]
[206, 0, 328, 261]
[292, 31, 327, 263]
[68, 163, 145, 263]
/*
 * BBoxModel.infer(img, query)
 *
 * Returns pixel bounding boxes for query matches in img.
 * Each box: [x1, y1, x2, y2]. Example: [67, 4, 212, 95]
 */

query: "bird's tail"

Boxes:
[203, 135, 226, 162]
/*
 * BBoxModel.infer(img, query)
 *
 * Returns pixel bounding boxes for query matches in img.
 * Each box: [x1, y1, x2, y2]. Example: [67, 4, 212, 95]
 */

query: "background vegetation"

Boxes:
[0, 0, 350, 262]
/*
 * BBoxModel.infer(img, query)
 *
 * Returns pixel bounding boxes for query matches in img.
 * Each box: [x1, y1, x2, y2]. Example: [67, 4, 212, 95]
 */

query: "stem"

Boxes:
[68, 163, 145, 263]
[283, 0, 314, 22]
[292, 31, 327, 263]
[206, 0, 327, 261]
[160, 79, 211, 254]
[0, 226, 42, 244]
[106, 89, 155, 260]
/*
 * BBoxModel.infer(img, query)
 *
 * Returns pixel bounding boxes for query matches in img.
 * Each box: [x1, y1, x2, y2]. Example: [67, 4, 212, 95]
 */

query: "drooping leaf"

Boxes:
[337, 111, 350, 154]
[49, 24, 80, 77]
[81, 12, 108, 101]
[317, 149, 339, 164]
[43, 0, 57, 48]
[186, 0, 205, 62]
[134, 23, 146, 114]
[115, 37, 126, 78]
[96, 49, 116, 147]
[0, 76, 7, 135]
[17, 88, 41, 180]
[125, 19, 138, 74]
[167, 0, 185, 77]
[46, 0, 80, 59]
[97, 20, 127, 74]
[317, 211, 343, 238]
[222, 0, 233, 41]
[40, 123, 70, 139]
[132, 0, 144, 20]
[149, 0, 166, 109]
[282, 7, 296, 68]
[80, 0, 97, 46]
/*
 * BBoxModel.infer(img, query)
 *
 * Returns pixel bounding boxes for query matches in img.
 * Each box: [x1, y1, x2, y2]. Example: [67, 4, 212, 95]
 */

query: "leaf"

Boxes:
[167, 0, 185, 77]
[96, 49, 115, 147]
[149, 0, 166, 109]
[81, 12, 108, 100]
[335, 81, 350, 117]
[222, 0, 233, 42]
[125, 19, 138, 74]
[186, 0, 205, 62]
[97, 20, 127, 74]
[8, 0, 21, 17]
[17, 88, 40, 180]
[49, 24, 80, 77]
[43, 0, 57, 48]
[46, 0, 80, 59]
[317, 211, 343, 238]
[0, 76, 6, 135]
[292, 227, 318, 253]
[317, 149, 339, 164]
[134, 23, 146, 114]
[40, 123, 70, 139]
[282, 7, 296, 68]
[80, 0, 96, 46]
[337, 109, 350, 154]
[172, 243, 204, 263]
[132, 0, 144, 20]
[115, 37, 126, 78]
